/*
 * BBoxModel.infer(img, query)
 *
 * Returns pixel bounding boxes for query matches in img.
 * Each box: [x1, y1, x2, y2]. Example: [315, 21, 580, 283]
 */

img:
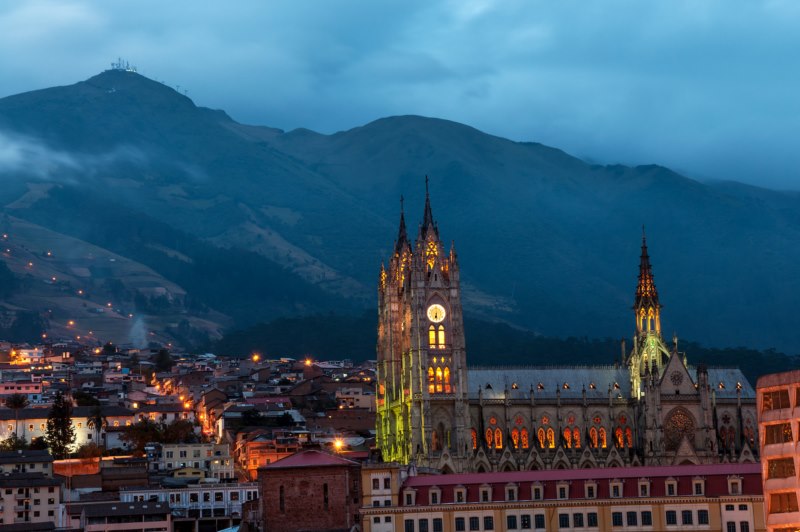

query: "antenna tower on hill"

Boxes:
[110, 58, 137, 72]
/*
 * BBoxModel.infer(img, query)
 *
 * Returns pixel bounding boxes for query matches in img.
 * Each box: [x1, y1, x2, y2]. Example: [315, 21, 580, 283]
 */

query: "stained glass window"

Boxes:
[665, 409, 695, 451]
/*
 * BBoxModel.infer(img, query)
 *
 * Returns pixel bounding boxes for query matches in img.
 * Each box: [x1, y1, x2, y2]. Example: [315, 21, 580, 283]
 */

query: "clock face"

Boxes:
[427, 304, 446, 323]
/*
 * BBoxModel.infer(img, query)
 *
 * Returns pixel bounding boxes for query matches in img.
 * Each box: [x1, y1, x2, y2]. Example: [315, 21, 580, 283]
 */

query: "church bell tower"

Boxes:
[376, 179, 472, 471]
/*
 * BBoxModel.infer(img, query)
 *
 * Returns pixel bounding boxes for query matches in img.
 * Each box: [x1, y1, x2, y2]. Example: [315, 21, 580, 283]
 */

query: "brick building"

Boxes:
[757, 370, 800, 532]
[259, 449, 361, 532]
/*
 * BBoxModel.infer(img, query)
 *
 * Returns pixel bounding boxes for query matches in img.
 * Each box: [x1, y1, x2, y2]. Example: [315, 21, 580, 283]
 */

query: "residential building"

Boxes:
[80, 500, 171, 532]
[0, 450, 53, 477]
[153, 442, 234, 479]
[757, 370, 800, 532]
[360, 462, 765, 532]
[119, 481, 258, 531]
[0, 473, 63, 527]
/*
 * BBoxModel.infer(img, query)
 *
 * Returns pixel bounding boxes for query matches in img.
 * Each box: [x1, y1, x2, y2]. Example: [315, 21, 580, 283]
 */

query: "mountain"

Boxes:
[1, 69, 800, 353]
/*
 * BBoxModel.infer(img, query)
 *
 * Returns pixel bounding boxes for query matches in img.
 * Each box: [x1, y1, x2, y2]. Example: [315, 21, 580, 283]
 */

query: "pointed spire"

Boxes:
[420, 175, 437, 237]
[636, 226, 659, 303]
[394, 195, 409, 252]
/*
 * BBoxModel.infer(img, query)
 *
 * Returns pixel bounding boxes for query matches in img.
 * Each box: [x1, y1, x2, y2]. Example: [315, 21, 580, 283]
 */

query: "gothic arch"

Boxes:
[552, 448, 571, 470]
[524, 450, 545, 471]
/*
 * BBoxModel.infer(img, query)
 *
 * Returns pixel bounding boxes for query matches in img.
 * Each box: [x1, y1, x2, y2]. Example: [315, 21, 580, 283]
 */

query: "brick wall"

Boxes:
[261, 464, 361, 532]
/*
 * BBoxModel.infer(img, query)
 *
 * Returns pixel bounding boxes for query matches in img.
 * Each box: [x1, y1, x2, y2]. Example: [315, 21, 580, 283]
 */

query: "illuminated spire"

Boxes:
[636, 227, 657, 301]
[634, 227, 661, 334]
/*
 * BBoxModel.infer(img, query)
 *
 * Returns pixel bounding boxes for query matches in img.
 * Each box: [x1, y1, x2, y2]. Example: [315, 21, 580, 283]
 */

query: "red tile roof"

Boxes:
[404, 462, 761, 487]
[264, 450, 359, 469]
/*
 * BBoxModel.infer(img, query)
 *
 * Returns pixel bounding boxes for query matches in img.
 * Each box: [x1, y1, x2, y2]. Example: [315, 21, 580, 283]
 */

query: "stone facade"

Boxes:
[377, 188, 758, 473]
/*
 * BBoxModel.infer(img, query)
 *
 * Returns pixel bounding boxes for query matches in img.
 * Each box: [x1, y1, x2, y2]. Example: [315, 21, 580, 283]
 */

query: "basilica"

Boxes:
[375, 186, 758, 473]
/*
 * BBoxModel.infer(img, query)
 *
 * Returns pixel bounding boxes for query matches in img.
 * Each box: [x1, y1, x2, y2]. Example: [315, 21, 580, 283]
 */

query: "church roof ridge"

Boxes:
[470, 364, 621, 370]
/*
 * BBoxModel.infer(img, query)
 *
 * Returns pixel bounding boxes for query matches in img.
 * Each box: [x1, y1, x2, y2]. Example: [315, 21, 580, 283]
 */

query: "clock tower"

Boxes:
[376, 180, 472, 472]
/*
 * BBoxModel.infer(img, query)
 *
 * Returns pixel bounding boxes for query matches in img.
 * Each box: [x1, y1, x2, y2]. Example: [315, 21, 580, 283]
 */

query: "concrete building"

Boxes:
[150, 442, 234, 480]
[0, 450, 53, 477]
[757, 370, 800, 532]
[259, 449, 361, 532]
[120, 481, 258, 532]
[360, 462, 765, 532]
[0, 472, 62, 527]
[80, 500, 171, 532]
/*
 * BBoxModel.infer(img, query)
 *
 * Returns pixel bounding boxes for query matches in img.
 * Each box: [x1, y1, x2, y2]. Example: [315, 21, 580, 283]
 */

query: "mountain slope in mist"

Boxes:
[1, 70, 800, 352]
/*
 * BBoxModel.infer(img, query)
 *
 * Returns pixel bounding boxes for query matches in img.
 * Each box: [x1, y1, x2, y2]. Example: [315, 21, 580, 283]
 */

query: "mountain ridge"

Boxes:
[1, 70, 799, 352]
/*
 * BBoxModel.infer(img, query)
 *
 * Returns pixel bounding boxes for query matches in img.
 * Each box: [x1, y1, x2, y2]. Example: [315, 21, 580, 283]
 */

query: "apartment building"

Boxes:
[0, 473, 62, 527]
[151, 442, 234, 479]
[360, 463, 765, 532]
[757, 370, 800, 532]
[80, 501, 171, 532]
[0, 450, 53, 477]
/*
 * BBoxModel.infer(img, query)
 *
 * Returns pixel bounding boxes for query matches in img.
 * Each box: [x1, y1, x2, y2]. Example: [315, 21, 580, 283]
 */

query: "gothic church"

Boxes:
[376, 186, 757, 473]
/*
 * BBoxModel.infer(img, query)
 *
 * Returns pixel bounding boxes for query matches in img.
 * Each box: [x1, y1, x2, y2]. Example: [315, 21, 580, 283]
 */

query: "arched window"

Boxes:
[589, 427, 598, 448]
[564, 428, 572, 448]
[573, 428, 581, 449]
[521, 428, 529, 449]
[444, 367, 451, 393]
[435, 367, 443, 393]
[511, 428, 520, 449]
[537, 428, 546, 448]
[625, 427, 633, 448]
[599, 428, 607, 448]
[485, 428, 493, 448]
[428, 326, 436, 348]
[437, 325, 446, 348]
[428, 367, 435, 394]
[471, 429, 477, 450]
[432, 430, 441, 451]
[546, 428, 555, 449]
[494, 428, 503, 449]
[615, 427, 624, 448]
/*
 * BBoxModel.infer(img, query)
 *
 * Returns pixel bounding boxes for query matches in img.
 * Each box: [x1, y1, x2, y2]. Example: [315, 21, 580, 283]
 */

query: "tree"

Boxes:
[120, 419, 161, 455]
[5, 393, 28, 437]
[75, 442, 103, 459]
[73, 390, 100, 407]
[153, 348, 173, 372]
[0, 433, 27, 451]
[162, 419, 198, 444]
[86, 406, 106, 449]
[45, 391, 75, 459]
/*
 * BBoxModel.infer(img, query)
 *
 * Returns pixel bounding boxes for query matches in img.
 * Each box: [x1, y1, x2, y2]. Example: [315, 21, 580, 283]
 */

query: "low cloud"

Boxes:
[0, 129, 202, 182]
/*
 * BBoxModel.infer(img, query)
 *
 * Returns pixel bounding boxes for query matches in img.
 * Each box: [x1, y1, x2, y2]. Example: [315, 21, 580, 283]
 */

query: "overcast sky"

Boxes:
[1, 0, 799, 189]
